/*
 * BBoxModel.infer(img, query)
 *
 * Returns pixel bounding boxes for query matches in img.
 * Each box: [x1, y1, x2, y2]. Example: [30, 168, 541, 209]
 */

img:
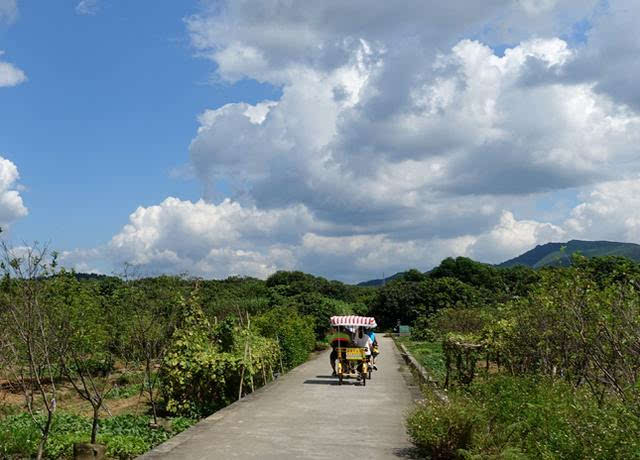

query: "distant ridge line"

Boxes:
[356, 239, 640, 285]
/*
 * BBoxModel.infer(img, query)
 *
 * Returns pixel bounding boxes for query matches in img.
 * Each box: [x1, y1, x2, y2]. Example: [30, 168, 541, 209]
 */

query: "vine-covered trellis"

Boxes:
[443, 333, 484, 387]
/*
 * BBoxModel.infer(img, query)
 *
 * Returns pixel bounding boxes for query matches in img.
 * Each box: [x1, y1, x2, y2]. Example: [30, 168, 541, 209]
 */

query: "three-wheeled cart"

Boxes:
[330, 315, 377, 386]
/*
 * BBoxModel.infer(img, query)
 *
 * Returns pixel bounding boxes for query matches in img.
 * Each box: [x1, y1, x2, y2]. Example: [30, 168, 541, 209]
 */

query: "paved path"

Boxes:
[140, 336, 419, 460]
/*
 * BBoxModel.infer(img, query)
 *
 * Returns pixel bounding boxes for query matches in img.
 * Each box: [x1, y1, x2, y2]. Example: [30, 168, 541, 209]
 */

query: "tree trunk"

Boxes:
[73, 443, 105, 460]
[36, 411, 53, 460]
[146, 356, 158, 425]
[91, 406, 100, 444]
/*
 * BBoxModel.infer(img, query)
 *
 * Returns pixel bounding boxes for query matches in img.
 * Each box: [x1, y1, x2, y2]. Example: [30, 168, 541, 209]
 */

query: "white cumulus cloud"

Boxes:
[565, 179, 640, 243]
[0, 156, 28, 228]
[0, 51, 26, 87]
[107, 197, 314, 279]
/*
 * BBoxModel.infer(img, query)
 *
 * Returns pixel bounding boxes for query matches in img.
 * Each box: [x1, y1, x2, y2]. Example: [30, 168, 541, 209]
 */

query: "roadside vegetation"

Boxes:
[388, 256, 640, 459]
[0, 243, 370, 459]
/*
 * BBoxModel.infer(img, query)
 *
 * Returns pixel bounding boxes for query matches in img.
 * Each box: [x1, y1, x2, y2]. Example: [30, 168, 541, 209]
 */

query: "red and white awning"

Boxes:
[330, 315, 377, 328]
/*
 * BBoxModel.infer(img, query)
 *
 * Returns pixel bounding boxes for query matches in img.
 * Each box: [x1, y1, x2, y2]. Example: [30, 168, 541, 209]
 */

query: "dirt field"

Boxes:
[0, 370, 153, 419]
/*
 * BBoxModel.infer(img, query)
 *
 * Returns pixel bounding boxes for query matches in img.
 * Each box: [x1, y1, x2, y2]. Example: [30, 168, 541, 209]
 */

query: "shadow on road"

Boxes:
[315, 375, 335, 378]
[303, 379, 366, 386]
[303, 379, 339, 385]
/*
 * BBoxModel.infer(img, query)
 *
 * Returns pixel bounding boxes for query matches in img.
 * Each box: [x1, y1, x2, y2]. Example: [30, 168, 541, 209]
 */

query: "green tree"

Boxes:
[254, 306, 315, 370]
[47, 271, 113, 445]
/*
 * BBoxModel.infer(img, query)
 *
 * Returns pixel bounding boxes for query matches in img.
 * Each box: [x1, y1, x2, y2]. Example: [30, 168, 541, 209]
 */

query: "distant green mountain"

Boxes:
[357, 240, 640, 285]
[357, 272, 405, 286]
[498, 240, 640, 268]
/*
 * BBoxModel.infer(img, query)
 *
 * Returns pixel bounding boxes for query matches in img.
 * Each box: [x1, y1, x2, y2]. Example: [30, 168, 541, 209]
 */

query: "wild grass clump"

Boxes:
[407, 388, 476, 459]
[407, 376, 640, 459]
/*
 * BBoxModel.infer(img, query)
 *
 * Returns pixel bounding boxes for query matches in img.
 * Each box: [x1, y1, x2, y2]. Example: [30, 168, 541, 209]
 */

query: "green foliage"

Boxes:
[160, 291, 281, 417]
[199, 276, 270, 319]
[266, 270, 364, 303]
[369, 279, 429, 329]
[282, 292, 362, 339]
[160, 291, 236, 417]
[429, 257, 501, 292]
[45, 271, 111, 371]
[374, 258, 541, 331]
[0, 412, 196, 459]
[408, 376, 640, 459]
[371, 275, 491, 330]
[402, 268, 428, 282]
[443, 333, 483, 387]
[407, 387, 476, 459]
[481, 266, 640, 410]
[415, 307, 494, 341]
[213, 315, 236, 352]
[405, 256, 640, 458]
[254, 306, 315, 370]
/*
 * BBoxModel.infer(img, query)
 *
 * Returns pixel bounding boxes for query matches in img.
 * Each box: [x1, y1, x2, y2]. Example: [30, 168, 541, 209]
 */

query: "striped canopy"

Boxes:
[330, 315, 377, 328]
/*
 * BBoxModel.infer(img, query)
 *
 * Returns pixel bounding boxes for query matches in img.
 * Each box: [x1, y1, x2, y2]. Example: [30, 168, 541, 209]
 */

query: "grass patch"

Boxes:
[106, 383, 144, 400]
[396, 337, 446, 382]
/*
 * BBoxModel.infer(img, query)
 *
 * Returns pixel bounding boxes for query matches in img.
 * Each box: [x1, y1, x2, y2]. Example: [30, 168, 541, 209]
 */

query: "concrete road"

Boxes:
[140, 336, 419, 460]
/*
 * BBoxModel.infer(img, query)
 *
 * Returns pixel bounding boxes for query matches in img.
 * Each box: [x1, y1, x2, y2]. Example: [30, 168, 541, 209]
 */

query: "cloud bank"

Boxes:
[63, 0, 640, 281]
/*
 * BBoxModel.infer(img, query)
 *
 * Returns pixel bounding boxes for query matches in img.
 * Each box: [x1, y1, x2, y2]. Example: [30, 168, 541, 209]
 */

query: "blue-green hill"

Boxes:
[357, 240, 640, 285]
[498, 240, 640, 268]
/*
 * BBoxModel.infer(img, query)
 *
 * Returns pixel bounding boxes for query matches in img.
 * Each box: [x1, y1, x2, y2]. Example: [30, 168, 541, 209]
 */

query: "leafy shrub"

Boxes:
[161, 292, 280, 417]
[0, 412, 42, 458]
[160, 293, 241, 417]
[76, 353, 115, 376]
[408, 376, 640, 459]
[407, 387, 476, 459]
[254, 306, 315, 370]
[467, 376, 640, 459]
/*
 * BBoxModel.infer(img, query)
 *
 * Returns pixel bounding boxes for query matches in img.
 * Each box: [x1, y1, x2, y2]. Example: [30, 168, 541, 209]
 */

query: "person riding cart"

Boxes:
[327, 326, 351, 376]
[329, 315, 377, 385]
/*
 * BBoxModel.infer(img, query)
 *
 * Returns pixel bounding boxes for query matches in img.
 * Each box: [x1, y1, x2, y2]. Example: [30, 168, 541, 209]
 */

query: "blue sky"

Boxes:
[1, 0, 640, 282]
[1, 1, 278, 247]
